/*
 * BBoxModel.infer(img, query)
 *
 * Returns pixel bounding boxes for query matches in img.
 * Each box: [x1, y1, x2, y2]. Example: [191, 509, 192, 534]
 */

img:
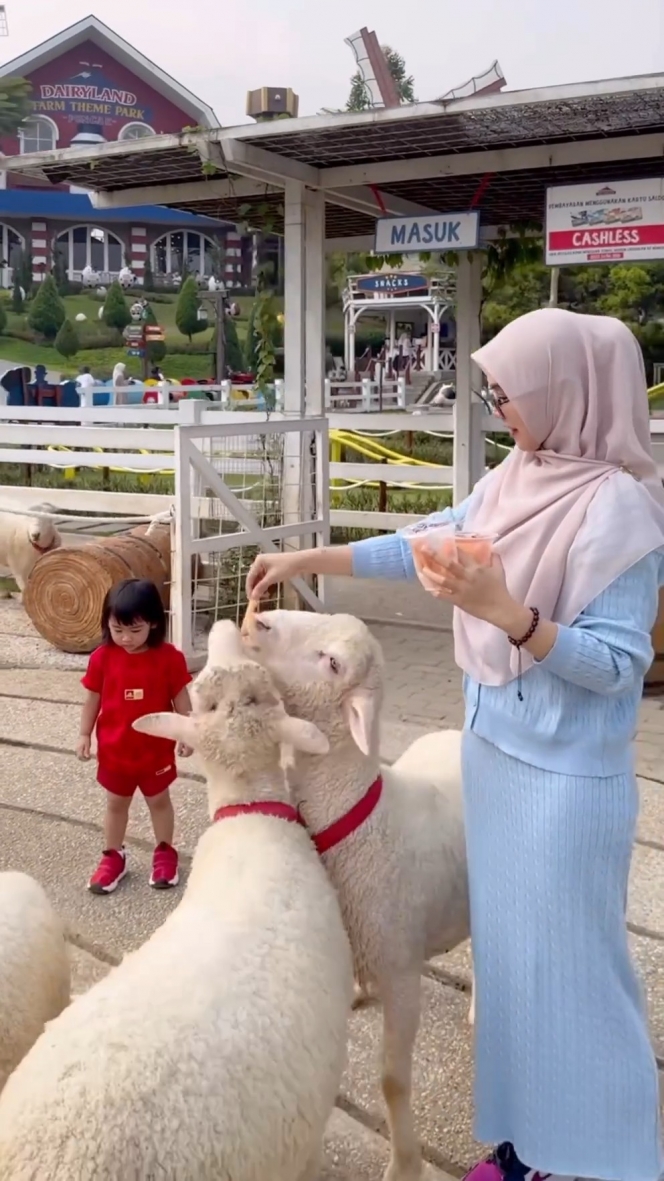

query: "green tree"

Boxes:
[102, 281, 131, 332]
[0, 299, 7, 336]
[143, 302, 167, 365]
[27, 275, 65, 340]
[346, 45, 416, 111]
[142, 255, 155, 293]
[51, 248, 70, 297]
[223, 313, 244, 372]
[175, 276, 205, 342]
[11, 272, 24, 313]
[597, 265, 654, 323]
[0, 78, 32, 137]
[14, 248, 33, 298]
[54, 318, 79, 360]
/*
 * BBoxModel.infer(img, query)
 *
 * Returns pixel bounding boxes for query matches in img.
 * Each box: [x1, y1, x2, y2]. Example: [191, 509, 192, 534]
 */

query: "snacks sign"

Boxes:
[545, 179, 664, 265]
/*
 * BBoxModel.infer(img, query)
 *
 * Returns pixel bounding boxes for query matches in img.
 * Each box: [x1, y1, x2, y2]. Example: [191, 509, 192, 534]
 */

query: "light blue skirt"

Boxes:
[462, 730, 662, 1181]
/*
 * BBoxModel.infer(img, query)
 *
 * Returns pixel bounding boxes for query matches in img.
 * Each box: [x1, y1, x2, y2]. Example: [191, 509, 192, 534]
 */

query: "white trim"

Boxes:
[55, 224, 124, 277]
[319, 130, 664, 190]
[31, 238, 47, 249]
[131, 241, 147, 253]
[0, 15, 219, 127]
[131, 226, 147, 237]
[19, 114, 58, 154]
[118, 122, 156, 142]
[92, 174, 266, 209]
[31, 221, 47, 232]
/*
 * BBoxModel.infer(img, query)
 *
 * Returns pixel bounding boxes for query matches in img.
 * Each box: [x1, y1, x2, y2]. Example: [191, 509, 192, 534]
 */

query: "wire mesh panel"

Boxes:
[172, 416, 329, 662]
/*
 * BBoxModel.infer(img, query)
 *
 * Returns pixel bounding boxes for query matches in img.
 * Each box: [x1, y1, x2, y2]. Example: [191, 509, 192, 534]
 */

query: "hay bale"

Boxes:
[23, 533, 171, 654]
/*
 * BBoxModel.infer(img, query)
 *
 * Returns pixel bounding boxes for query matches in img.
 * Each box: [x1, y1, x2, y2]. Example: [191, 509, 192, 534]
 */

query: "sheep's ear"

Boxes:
[343, 688, 377, 757]
[132, 712, 196, 745]
[206, 620, 245, 667]
[273, 715, 329, 755]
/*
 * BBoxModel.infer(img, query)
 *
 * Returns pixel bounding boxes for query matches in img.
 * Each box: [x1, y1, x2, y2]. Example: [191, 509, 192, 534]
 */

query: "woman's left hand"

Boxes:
[418, 551, 514, 625]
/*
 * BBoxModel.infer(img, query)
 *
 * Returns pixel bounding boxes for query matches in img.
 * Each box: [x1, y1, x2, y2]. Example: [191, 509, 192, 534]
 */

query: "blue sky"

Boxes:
[5, 0, 664, 126]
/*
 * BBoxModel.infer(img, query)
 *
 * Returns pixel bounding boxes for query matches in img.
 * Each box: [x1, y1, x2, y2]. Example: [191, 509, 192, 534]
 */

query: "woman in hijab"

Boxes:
[247, 309, 664, 1181]
[112, 361, 130, 405]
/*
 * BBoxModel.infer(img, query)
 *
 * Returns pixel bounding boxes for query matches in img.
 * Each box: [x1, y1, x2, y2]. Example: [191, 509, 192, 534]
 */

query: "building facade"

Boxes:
[0, 16, 251, 288]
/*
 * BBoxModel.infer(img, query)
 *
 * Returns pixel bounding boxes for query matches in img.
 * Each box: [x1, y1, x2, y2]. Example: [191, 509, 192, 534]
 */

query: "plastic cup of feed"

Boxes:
[402, 521, 496, 575]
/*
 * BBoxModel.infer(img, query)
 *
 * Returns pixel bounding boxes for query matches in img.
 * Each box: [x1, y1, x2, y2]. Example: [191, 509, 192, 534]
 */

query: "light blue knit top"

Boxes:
[350, 499, 664, 778]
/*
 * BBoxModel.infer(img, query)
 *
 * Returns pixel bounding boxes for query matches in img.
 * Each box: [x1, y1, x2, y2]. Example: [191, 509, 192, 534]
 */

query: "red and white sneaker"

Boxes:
[150, 842, 179, 889]
[88, 847, 127, 895]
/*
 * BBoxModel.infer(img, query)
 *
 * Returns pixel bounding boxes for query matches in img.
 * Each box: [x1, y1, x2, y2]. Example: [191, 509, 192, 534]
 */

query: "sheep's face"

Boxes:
[243, 610, 384, 757]
[133, 621, 328, 774]
[27, 517, 61, 553]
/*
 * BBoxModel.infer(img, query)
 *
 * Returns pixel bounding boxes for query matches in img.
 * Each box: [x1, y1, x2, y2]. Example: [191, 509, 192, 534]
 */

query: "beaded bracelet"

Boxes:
[508, 607, 540, 701]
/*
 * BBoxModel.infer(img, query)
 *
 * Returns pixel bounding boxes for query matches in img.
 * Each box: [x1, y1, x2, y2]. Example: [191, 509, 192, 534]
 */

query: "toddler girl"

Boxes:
[76, 578, 192, 894]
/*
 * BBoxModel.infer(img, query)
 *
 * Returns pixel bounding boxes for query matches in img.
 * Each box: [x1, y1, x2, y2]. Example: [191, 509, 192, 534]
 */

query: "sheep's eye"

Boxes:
[255, 619, 270, 633]
[328, 655, 340, 675]
[242, 695, 259, 707]
[208, 702, 217, 712]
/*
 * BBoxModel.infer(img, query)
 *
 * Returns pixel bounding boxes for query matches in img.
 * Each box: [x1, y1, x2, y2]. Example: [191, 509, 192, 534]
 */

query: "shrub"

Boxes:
[27, 275, 66, 340]
[143, 301, 167, 364]
[175, 276, 206, 342]
[102, 281, 131, 332]
[0, 299, 6, 335]
[11, 272, 23, 313]
[52, 250, 70, 296]
[143, 255, 155, 292]
[223, 313, 244, 371]
[54, 318, 79, 359]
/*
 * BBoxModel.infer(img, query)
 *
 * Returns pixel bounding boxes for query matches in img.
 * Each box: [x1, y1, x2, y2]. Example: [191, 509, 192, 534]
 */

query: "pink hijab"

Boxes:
[454, 308, 664, 686]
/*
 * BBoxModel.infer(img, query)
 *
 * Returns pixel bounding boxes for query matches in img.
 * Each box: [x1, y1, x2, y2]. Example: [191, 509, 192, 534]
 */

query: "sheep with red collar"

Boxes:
[0, 512, 61, 592]
[0, 622, 353, 1181]
[243, 608, 469, 1181]
[0, 873, 70, 1094]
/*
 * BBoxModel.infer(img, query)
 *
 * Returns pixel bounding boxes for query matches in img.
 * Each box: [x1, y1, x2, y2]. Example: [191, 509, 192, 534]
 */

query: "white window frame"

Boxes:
[19, 115, 59, 154]
[151, 230, 218, 279]
[0, 224, 25, 288]
[118, 122, 156, 141]
[55, 225, 125, 278]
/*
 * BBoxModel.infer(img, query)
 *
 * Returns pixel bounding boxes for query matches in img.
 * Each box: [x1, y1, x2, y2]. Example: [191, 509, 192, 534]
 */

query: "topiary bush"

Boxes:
[27, 275, 66, 340]
[54, 318, 79, 359]
[102, 281, 131, 332]
[175, 276, 206, 342]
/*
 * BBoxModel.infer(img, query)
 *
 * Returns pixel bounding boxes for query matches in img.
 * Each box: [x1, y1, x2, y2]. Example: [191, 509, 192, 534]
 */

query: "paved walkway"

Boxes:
[0, 577, 663, 1179]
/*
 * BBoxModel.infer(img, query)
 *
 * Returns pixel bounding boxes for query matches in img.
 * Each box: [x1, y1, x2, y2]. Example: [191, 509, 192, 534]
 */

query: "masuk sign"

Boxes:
[546, 178, 664, 265]
[374, 211, 479, 254]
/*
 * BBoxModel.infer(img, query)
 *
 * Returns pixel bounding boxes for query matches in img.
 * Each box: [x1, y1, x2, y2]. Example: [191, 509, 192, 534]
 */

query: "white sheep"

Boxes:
[0, 512, 61, 592]
[244, 609, 469, 1181]
[0, 873, 70, 1094]
[0, 621, 353, 1181]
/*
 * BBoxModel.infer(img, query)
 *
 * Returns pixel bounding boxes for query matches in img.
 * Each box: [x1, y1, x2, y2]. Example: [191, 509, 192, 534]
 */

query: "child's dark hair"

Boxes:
[101, 579, 166, 647]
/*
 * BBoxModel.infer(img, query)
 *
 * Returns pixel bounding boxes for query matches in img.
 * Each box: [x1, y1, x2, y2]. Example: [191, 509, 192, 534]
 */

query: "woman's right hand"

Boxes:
[246, 551, 306, 600]
[76, 735, 91, 761]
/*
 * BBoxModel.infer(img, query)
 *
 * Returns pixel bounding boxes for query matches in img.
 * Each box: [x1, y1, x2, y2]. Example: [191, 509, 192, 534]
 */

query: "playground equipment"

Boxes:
[23, 521, 171, 654]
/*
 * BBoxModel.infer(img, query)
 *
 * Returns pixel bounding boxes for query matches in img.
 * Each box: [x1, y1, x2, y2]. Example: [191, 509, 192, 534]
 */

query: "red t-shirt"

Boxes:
[81, 643, 191, 775]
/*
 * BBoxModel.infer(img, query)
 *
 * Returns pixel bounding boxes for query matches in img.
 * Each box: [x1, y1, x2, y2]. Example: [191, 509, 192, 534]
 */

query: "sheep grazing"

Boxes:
[0, 873, 70, 1095]
[244, 609, 468, 1181]
[0, 511, 61, 592]
[0, 621, 353, 1181]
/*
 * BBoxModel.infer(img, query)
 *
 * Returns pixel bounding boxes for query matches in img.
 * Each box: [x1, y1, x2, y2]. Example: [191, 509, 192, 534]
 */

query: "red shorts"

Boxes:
[97, 762, 177, 799]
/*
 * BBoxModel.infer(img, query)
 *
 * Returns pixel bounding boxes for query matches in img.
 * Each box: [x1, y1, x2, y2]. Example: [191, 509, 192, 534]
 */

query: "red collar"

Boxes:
[310, 776, 383, 856]
[213, 801, 306, 828]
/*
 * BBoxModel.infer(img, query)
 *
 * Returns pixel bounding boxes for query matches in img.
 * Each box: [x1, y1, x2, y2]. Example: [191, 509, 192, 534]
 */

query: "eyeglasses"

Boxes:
[485, 385, 509, 420]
